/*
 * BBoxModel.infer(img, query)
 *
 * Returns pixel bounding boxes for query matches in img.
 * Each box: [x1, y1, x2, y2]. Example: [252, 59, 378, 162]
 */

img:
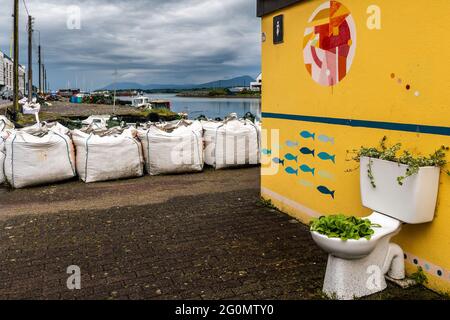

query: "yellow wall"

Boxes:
[261, 0, 450, 293]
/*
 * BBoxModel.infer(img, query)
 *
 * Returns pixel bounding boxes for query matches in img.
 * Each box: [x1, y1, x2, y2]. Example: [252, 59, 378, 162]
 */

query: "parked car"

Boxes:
[1, 90, 24, 101]
[1, 90, 14, 101]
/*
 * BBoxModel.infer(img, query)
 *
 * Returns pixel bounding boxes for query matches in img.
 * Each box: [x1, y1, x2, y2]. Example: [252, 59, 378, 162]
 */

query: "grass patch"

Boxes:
[14, 107, 181, 128]
[259, 197, 277, 210]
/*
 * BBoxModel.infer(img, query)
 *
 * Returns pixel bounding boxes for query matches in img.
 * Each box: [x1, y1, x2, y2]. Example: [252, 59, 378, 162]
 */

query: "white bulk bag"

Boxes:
[255, 120, 262, 164]
[72, 128, 144, 183]
[0, 131, 9, 184]
[138, 121, 203, 175]
[203, 118, 260, 169]
[81, 115, 109, 131]
[0, 116, 14, 132]
[0, 148, 5, 184]
[4, 123, 76, 188]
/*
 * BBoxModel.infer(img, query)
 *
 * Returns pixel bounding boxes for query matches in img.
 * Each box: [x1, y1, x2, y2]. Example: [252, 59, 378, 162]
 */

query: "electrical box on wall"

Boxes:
[273, 15, 284, 44]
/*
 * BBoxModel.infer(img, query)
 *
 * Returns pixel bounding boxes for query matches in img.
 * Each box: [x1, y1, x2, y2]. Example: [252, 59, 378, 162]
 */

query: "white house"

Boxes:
[250, 73, 262, 92]
[1, 51, 25, 94]
[229, 87, 250, 93]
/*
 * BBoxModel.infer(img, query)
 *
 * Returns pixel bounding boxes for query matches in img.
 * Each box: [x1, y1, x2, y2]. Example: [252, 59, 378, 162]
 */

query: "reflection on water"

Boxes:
[143, 94, 261, 120]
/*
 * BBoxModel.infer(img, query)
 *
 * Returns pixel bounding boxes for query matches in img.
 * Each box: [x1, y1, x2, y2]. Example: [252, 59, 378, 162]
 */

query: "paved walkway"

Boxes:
[0, 168, 443, 299]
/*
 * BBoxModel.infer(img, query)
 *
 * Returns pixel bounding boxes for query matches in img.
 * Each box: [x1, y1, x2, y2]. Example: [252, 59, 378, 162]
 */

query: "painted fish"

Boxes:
[272, 158, 285, 166]
[317, 186, 335, 199]
[318, 134, 335, 145]
[284, 153, 298, 162]
[285, 167, 298, 176]
[299, 179, 314, 188]
[318, 170, 334, 180]
[300, 131, 316, 140]
[300, 147, 315, 157]
[318, 152, 336, 163]
[261, 149, 272, 156]
[286, 140, 299, 147]
[300, 164, 315, 176]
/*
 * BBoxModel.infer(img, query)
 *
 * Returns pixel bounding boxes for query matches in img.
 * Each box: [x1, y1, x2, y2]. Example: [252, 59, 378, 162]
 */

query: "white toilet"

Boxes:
[311, 157, 441, 300]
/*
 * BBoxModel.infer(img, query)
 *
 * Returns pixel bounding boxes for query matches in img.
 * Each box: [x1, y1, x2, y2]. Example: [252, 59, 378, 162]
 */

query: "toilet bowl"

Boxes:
[311, 212, 402, 260]
[310, 157, 441, 299]
[311, 212, 405, 299]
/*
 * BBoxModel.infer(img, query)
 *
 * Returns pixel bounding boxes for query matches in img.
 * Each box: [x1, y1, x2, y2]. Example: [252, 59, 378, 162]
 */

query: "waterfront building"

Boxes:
[0, 50, 26, 94]
[229, 86, 251, 93]
[250, 73, 262, 91]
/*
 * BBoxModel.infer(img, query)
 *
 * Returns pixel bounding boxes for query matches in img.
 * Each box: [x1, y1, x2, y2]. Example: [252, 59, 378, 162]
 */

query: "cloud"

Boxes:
[0, 0, 261, 90]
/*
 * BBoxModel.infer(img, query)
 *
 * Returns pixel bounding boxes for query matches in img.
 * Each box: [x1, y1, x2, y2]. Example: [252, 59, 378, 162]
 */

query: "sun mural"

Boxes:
[303, 1, 356, 86]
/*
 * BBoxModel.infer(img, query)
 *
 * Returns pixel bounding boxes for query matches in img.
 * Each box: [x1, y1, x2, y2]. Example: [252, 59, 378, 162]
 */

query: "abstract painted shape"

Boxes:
[285, 153, 299, 162]
[317, 186, 336, 199]
[285, 167, 299, 176]
[318, 152, 336, 163]
[300, 164, 315, 176]
[273, 158, 285, 166]
[261, 149, 272, 155]
[300, 131, 316, 140]
[318, 134, 335, 144]
[299, 179, 314, 188]
[300, 147, 315, 157]
[318, 170, 335, 180]
[303, 1, 356, 86]
[286, 140, 299, 147]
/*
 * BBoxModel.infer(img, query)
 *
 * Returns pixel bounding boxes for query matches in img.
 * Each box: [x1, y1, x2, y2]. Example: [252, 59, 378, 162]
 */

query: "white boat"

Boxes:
[131, 96, 152, 109]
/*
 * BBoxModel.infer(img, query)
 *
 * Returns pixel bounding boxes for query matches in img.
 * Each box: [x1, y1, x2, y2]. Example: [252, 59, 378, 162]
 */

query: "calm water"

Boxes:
[143, 94, 261, 120]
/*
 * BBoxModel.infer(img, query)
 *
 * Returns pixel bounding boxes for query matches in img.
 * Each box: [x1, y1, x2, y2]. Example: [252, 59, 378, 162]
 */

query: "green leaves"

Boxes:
[351, 137, 449, 187]
[310, 214, 381, 241]
[411, 267, 428, 285]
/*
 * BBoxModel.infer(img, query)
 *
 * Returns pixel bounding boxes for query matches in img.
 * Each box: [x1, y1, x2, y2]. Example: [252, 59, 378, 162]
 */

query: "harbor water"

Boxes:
[143, 94, 261, 120]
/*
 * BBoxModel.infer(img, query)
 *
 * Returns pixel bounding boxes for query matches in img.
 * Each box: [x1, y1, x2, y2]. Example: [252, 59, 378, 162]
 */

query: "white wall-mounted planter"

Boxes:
[360, 157, 441, 224]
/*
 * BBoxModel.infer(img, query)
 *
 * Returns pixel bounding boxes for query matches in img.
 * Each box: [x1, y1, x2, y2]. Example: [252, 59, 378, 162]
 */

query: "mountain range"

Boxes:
[100, 75, 256, 91]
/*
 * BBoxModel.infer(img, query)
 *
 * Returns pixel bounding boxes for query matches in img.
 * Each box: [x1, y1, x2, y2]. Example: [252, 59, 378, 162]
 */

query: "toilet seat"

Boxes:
[366, 212, 402, 241]
[311, 212, 402, 260]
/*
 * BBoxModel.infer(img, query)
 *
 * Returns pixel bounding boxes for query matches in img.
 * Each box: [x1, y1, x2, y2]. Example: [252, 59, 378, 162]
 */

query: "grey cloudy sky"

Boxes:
[0, 0, 261, 90]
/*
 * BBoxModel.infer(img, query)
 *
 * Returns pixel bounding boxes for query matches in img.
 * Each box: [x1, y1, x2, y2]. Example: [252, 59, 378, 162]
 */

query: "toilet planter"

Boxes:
[350, 137, 448, 224]
[360, 157, 441, 224]
[311, 137, 448, 300]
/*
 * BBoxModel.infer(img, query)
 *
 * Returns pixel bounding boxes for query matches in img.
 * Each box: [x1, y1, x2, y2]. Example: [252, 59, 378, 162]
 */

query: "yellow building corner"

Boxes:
[259, 0, 450, 294]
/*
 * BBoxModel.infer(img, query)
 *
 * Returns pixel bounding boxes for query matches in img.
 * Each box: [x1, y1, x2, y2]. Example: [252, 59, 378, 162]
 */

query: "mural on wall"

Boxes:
[303, 1, 357, 86]
[265, 128, 337, 200]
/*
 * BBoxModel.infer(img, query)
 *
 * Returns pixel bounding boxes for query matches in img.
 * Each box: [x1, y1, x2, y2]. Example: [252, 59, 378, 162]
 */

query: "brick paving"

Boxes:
[0, 168, 443, 300]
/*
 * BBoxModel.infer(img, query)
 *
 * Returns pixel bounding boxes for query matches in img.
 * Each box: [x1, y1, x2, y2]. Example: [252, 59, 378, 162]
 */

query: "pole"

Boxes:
[27, 15, 33, 101]
[42, 64, 45, 94]
[43, 65, 47, 94]
[38, 44, 42, 94]
[12, 0, 19, 120]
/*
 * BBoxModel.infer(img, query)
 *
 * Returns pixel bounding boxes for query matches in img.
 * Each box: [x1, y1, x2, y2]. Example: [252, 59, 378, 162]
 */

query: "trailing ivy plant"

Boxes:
[310, 215, 381, 241]
[349, 136, 449, 188]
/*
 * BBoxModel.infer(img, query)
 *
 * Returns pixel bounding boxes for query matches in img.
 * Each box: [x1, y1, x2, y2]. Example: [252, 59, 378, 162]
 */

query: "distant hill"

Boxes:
[100, 82, 144, 90]
[192, 75, 255, 89]
[100, 75, 256, 91]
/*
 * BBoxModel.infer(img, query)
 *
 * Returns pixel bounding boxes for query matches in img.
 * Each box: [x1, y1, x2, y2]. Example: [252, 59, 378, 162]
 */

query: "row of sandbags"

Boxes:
[0, 117, 260, 188]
